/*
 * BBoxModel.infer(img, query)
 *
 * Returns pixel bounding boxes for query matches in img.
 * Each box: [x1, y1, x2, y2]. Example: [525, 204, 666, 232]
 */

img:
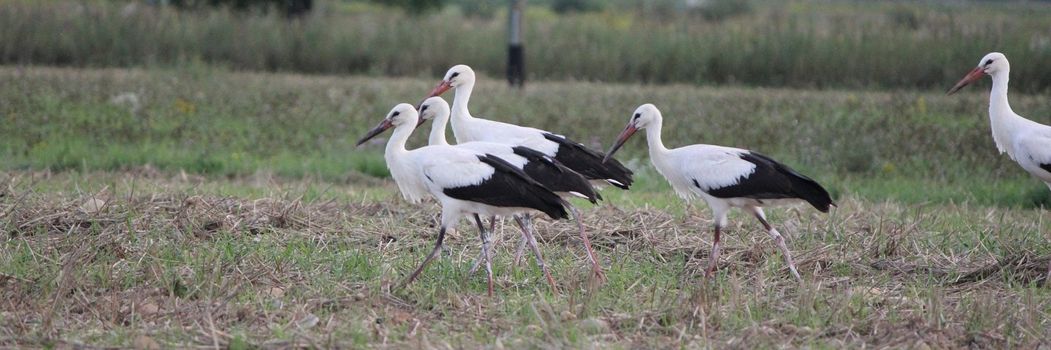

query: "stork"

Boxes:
[604, 104, 833, 280]
[418, 96, 600, 284]
[947, 52, 1051, 282]
[425, 65, 629, 278]
[355, 103, 569, 295]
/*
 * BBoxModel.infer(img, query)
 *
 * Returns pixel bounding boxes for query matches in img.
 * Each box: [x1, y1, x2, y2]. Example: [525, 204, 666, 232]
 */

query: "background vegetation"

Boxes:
[4, 0, 1051, 91]
[1, 65, 1049, 207]
[4, 1, 1051, 348]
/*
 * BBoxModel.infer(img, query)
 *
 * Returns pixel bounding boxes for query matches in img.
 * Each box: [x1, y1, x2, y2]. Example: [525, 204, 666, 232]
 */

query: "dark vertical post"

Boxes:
[507, 0, 525, 88]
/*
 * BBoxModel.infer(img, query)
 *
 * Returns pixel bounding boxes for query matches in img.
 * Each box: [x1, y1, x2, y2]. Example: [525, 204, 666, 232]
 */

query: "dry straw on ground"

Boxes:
[2, 171, 1050, 348]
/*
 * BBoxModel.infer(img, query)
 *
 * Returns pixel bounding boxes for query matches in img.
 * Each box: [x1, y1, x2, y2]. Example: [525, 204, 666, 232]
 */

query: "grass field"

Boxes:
[2, 66, 1051, 348]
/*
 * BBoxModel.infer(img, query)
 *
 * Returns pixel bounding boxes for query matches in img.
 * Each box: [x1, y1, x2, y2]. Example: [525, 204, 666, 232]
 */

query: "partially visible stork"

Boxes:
[426, 65, 634, 189]
[424, 68, 627, 278]
[947, 52, 1051, 283]
[356, 103, 568, 295]
[418, 96, 600, 285]
[604, 104, 834, 280]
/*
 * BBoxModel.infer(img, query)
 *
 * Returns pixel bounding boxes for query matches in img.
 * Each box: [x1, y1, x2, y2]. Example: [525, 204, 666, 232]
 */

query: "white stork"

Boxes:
[418, 96, 600, 284]
[947, 52, 1051, 281]
[355, 103, 569, 295]
[425, 65, 630, 277]
[603, 104, 834, 280]
[947, 52, 1051, 187]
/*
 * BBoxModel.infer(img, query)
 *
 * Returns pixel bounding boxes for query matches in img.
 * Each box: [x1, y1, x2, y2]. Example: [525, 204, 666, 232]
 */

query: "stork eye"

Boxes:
[450, 72, 460, 78]
[420, 105, 429, 111]
[633, 113, 641, 120]
[392, 111, 401, 117]
[985, 59, 994, 66]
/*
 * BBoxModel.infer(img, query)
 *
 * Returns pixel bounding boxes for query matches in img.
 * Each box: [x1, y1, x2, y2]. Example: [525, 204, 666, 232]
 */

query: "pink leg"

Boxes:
[469, 216, 501, 274]
[514, 215, 559, 294]
[752, 207, 802, 281]
[705, 225, 722, 278]
[568, 205, 604, 281]
[512, 214, 530, 266]
[401, 226, 448, 289]
[473, 214, 494, 296]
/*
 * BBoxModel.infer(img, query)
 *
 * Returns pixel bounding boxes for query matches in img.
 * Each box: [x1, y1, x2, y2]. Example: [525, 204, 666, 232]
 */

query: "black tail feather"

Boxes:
[462, 154, 568, 220]
[706, 152, 833, 212]
[511, 146, 600, 204]
[542, 133, 634, 190]
[749, 152, 833, 212]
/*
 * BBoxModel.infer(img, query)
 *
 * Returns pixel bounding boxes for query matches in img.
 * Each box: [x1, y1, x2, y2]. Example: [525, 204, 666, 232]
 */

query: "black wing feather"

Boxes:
[542, 133, 634, 189]
[512, 146, 600, 203]
[1040, 163, 1051, 174]
[703, 152, 834, 212]
[442, 154, 569, 220]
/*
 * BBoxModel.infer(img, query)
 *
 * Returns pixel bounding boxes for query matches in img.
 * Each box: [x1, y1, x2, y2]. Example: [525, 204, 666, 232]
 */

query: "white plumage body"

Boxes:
[604, 104, 833, 280]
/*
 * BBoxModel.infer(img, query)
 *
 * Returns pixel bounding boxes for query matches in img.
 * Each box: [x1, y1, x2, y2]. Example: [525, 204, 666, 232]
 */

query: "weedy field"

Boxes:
[6, 0, 1051, 92]
[2, 66, 1051, 348]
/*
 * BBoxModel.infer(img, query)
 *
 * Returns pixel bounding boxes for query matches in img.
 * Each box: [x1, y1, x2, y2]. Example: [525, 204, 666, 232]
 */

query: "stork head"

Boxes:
[427, 64, 476, 98]
[355, 103, 420, 146]
[947, 52, 1009, 95]
[417, 96, 450, 123]
[604, 104, 662, 163]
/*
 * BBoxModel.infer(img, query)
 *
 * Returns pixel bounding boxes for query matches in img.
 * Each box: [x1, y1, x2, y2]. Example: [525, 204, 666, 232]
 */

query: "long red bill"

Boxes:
[355, 119, 394, 147]
[427, 80, 453, 98]
[946, 67, 985, 95]
[603, 124, 637, 163]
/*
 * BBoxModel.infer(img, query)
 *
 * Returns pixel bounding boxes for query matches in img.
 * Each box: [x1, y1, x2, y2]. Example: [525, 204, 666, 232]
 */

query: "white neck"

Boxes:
[385, 123, 413, 158]
[449, 82, 477, 143]
[451, 82, 475, 122]
[384, 122, 429, 204]
[428, 115, 450, 146]
[644, 120, 670, 162]
[989, 71, 1014, 120]
[987, 70, 1029, 156]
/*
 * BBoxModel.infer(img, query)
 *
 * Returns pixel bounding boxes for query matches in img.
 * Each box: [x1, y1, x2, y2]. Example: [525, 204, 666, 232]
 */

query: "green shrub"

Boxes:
[367, 0, 446, 15]
[696, 0, 751, 21]
[551, 0, 602, 14]
[3, 1, 1051, 92]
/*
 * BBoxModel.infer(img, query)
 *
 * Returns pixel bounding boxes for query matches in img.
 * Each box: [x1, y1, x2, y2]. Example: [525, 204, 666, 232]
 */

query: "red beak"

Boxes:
[603, 123, 637, 163]
[427, 80, 453, 98]
[355, 118, 394, 147]
[947, 67, 985, 95]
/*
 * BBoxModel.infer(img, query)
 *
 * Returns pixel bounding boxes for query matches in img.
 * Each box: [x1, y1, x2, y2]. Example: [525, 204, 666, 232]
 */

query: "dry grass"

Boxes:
[2, 170, 1050, 348]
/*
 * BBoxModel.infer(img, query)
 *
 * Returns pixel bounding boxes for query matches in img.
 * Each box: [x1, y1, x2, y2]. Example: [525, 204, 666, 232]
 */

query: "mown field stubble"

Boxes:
[2, 66, 1051, 348]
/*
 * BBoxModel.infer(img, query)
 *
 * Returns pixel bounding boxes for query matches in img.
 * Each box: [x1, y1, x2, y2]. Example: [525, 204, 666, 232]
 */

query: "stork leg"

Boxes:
[474, 214, 495, 296]
[512, 214, 531, 266]
[513, 234, 529, 266]
[750, 207, 802, 281]
[469, 215, 502, 275]
[401, 226, 448, 289]
[705, 224, 723, 278]
[1042, 184, 1051, 285]
[568, 204, 605, 281]
[512, 214, 548, 269]
[704, 208, 729, 279]
[514, 215, 559, 294]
